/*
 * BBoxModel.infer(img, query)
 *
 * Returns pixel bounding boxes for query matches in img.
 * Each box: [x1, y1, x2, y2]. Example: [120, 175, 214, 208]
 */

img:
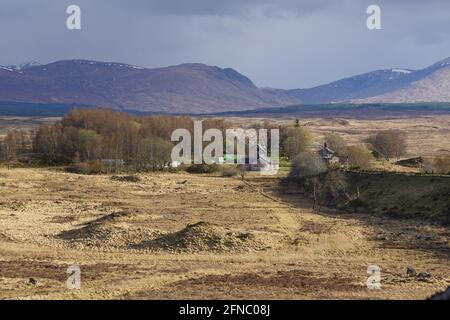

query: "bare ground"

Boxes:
[0, 168, 448, 300]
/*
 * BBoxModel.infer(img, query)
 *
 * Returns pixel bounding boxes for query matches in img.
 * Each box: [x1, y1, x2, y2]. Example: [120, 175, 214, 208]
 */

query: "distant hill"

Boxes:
[0, 60, 299, 114]
[2, 56, 450, 115]
[288, 68, 414, 103]
[289, 57, 450, 104]
[352, 58, 450, 103]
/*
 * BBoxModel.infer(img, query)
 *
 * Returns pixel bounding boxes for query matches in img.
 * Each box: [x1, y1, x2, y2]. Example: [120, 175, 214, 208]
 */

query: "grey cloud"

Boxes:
[1, 0, 450, 88]
[106, 0, 339, 17]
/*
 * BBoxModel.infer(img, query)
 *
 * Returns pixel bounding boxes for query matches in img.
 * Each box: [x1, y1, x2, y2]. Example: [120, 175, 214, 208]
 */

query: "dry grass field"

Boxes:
[0, 115, 448, 300]
[302, 116, 450, 157]
[2, 115, 450, 157]
[0, 117, 60, 138]
[227, 115, 450, 157]
[0, 168, 448, 300]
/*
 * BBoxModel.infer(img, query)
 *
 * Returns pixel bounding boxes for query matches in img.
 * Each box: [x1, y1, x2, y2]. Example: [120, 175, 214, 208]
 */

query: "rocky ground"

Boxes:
[0, 168, 448, 299]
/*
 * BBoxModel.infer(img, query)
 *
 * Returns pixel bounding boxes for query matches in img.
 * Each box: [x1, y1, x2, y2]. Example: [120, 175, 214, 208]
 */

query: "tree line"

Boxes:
[0, 109, 315, 172]
[1, 109, 448, 175]
[0, 109, 227, 172]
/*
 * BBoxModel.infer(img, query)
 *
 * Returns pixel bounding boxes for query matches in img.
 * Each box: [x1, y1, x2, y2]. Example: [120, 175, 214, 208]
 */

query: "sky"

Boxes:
[2, 0, 450, 89]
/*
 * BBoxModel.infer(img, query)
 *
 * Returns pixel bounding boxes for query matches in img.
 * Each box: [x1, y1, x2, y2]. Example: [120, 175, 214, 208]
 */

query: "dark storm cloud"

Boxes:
[1, 0, 450, 88]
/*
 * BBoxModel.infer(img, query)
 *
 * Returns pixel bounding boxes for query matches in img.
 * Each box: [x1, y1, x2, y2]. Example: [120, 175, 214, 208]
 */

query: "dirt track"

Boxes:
[0, 168, 448, 299]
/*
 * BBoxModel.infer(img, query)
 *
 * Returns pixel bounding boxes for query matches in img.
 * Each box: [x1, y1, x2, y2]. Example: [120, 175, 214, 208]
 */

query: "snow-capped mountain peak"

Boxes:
[69, 60, 145, 70]
[3, 61, 42, 71]
[391, 68, 413, 74]
[0, 65, 14, 72]
[19, 61, 42, 70]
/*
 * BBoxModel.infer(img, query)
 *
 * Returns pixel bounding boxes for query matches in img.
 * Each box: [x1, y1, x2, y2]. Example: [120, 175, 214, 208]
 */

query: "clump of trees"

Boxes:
[319, 170, 348, 205]
[0, 129, 32, 169]
[286, 129, 413, 210]
[366, 129, 407, 160]
[290, 152, 348, 210]
[1, 109, 297, 174]
[324, 130, 410, 168]
[288, 132, 372, 209]
[0, 109, 228, 173]
[33, 109, 195, 167]
[324, 133, 374, 169]
[281, 126, 313, 160]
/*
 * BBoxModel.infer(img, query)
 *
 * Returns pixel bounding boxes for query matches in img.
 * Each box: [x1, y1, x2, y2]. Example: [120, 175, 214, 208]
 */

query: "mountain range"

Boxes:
[1, 57, 450, 114]
[288, 57, 450, 104]
[0, 61, 298, 114]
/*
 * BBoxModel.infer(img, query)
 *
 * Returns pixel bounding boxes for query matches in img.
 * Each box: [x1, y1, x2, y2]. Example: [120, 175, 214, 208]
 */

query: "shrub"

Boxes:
[424, 156, 450, 174]
[282, 127, 313, 159]
[290, 152, 327, 178]
[67, 161, 104, 175]
[111, 175, 141, 182]
[222, 166, 240, 177]
[319, 170, 348, 203]
[346, 145, 374, 169]
[347, 198, 368, 213]
[186, 164, 221, 174]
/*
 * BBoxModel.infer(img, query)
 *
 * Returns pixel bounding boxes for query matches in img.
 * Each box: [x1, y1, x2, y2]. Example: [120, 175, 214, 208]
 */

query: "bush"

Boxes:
[424, 156, 450, 174]
[186, 164, 221, 174]
[222, 166, 240, 177]
[290, 152, 327, 178]
[319, 170, 348, 204]
[346, 145, 374, 169]
[67, 161, 104, 175]
[434, 156, 450, 174]
[283, 127, 313, 160]
[111, 175, 141, 182]
[346, 198, 368, 213]
[168, 165, 183, 173]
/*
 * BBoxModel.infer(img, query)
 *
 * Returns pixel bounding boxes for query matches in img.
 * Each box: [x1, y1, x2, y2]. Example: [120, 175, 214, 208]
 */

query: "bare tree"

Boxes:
[33, 124, 64, 164]
[283, 127, 313, 160]
[290, 152, 327, 211]
[3, 138, 16, 170]
[366, 130, 407, 160]
[290, 152, 327, 179]
[2, 130, 27, 169]
[324, 133, 347, 156]
[138, 137, 173, 171]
